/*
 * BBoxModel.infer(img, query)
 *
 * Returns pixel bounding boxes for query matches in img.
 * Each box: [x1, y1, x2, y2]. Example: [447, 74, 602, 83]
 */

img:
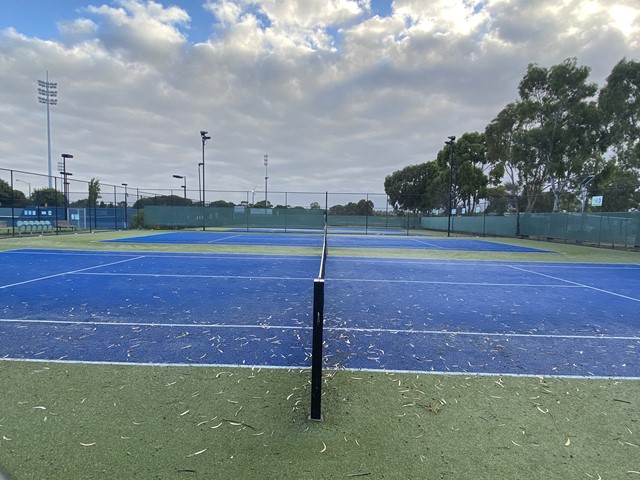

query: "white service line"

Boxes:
[407, 237, 447, 249]
[75, 272, 311, 281]
[0, 256, 146, 290]
[508, 265, 640, 302]
[206, 234, 245, 244]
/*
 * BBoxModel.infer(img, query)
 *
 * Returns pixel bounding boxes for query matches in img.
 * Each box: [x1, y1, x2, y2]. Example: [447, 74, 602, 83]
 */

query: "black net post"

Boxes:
[310, 277, 324, 421]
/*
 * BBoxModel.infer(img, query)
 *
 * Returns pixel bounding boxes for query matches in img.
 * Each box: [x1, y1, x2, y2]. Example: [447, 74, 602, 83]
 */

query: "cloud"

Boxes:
[0, 0, 638, 202]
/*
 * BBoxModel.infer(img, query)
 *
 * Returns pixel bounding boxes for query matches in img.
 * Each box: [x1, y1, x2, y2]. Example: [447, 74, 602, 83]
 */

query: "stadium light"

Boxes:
[264, 153, 269, 209]
[445, 136, 456, 237]
[38, 72, 58, 188]
[15, 179, 31, 199]
[173, 174, 187, 200]
[200, 131, 211, 231]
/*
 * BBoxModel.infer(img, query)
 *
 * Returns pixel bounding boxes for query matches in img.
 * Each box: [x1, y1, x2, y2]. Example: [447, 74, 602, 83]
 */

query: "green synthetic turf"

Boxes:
[1, 231, 638, 478]
[0, 362, 638, 479]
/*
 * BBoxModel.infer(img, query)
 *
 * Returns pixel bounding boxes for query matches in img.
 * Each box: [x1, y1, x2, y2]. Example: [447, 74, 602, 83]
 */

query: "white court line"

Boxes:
[1, 318, 638, 341]
[0, 256, 146, 290]
[75, 272, 312, 281]
[1, 357, 638, 381]
[3, 249, 319, 261]
[407, 237, 447, 249]
[509, 265, 640, 302]
[206, 234, 245, 244]
[329, 277, 580, 287]
[74, 271, 575, 287]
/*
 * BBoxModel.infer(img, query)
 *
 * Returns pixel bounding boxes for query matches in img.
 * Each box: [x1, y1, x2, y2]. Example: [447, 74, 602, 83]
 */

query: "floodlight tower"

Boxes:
[264, 153, 269, 208]
[38, 71, 58, 188]
[200, 131, 211, 231]
[173, 174, 187, 200]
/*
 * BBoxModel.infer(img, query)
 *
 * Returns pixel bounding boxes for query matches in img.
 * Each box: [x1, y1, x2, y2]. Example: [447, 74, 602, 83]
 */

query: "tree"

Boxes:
[310, 202, 321, 209]
[253, 200, 272, 208]
[590, 166, 640, 212]
[598, 58, 640, 169]
[31, 187, 65, 207]
[210, 200, 234, 207]
[132, 195, 191, 208]
[0, 179, 28, 207]
[329, 200, 374, 216]
[88, 178, 101, 207]
[384, 161, 446, 213]
[486, 58, 605, 213]
[484, 186, 508, 215]
[436, 132, 489, 214]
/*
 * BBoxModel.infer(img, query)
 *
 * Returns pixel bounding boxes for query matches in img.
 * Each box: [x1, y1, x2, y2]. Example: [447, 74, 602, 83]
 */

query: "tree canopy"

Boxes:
[387, 57, 640, 214]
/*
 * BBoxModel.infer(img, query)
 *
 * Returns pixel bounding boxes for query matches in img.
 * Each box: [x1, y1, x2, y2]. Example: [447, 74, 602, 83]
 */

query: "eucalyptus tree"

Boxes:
[486, 58, 606, 212]
[384, 161, 446, 214]
[598, 58, 640, 169]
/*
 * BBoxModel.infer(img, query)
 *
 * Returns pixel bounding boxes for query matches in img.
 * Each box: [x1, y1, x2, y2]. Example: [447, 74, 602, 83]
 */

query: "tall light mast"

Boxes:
[38, 71, 58, 188]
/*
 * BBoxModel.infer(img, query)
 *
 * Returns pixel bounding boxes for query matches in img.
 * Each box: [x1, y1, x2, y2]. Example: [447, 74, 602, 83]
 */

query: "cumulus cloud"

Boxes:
[0, 0, 638, 200]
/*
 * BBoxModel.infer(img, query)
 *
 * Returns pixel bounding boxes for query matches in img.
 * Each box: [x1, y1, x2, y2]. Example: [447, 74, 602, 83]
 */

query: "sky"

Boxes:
[0, 0, 639, 206]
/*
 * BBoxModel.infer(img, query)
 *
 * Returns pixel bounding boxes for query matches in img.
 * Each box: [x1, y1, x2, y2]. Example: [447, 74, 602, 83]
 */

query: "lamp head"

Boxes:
[448, 136, 456, 141]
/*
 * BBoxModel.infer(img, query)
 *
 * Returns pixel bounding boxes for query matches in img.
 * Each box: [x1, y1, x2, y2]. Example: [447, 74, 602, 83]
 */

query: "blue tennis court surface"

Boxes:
[1, 249, 637, 378]
[104, 231, 551, 252]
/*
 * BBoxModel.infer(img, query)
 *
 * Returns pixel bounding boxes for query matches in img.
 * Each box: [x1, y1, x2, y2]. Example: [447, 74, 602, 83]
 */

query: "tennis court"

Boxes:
[104, 230, 551, 252]
[1, 246, 638, 379]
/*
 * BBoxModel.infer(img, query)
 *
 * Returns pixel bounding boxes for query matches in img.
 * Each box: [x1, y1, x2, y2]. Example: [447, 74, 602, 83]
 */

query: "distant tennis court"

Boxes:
[104, 231, 551, 252]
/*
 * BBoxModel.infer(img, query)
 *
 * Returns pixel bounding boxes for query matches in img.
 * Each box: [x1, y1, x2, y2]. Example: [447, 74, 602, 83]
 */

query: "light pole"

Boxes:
[580, 175, 595, 213]
[38, 72, 57, 188]
[264, 153, 269, 209]
[122, 183, 128, 229]
[198, 162, 203, 205]
[173, 175, 187, 200]
[445, 136, 456, 237]
[200, 131, 211, 231]
[15, 179, 32, 200]
[60, 153, 73, 220]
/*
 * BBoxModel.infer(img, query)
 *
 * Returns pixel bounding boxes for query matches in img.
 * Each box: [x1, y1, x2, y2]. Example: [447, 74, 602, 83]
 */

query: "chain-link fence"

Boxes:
[1, 168, 418, 236]
[2, 167, 638, 247]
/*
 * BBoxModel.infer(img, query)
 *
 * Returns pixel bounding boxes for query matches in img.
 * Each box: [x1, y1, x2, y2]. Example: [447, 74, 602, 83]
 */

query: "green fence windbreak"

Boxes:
[422, 212, 639, 248]
[520, 212, 639, 248]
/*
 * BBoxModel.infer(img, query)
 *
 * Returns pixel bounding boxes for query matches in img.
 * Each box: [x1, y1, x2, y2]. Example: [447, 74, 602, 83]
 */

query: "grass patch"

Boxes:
[0, 361, 638, 479]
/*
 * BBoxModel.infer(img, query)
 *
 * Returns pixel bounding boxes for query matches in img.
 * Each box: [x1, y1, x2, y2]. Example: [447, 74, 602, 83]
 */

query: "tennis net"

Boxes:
[310, 224, 327, 421]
